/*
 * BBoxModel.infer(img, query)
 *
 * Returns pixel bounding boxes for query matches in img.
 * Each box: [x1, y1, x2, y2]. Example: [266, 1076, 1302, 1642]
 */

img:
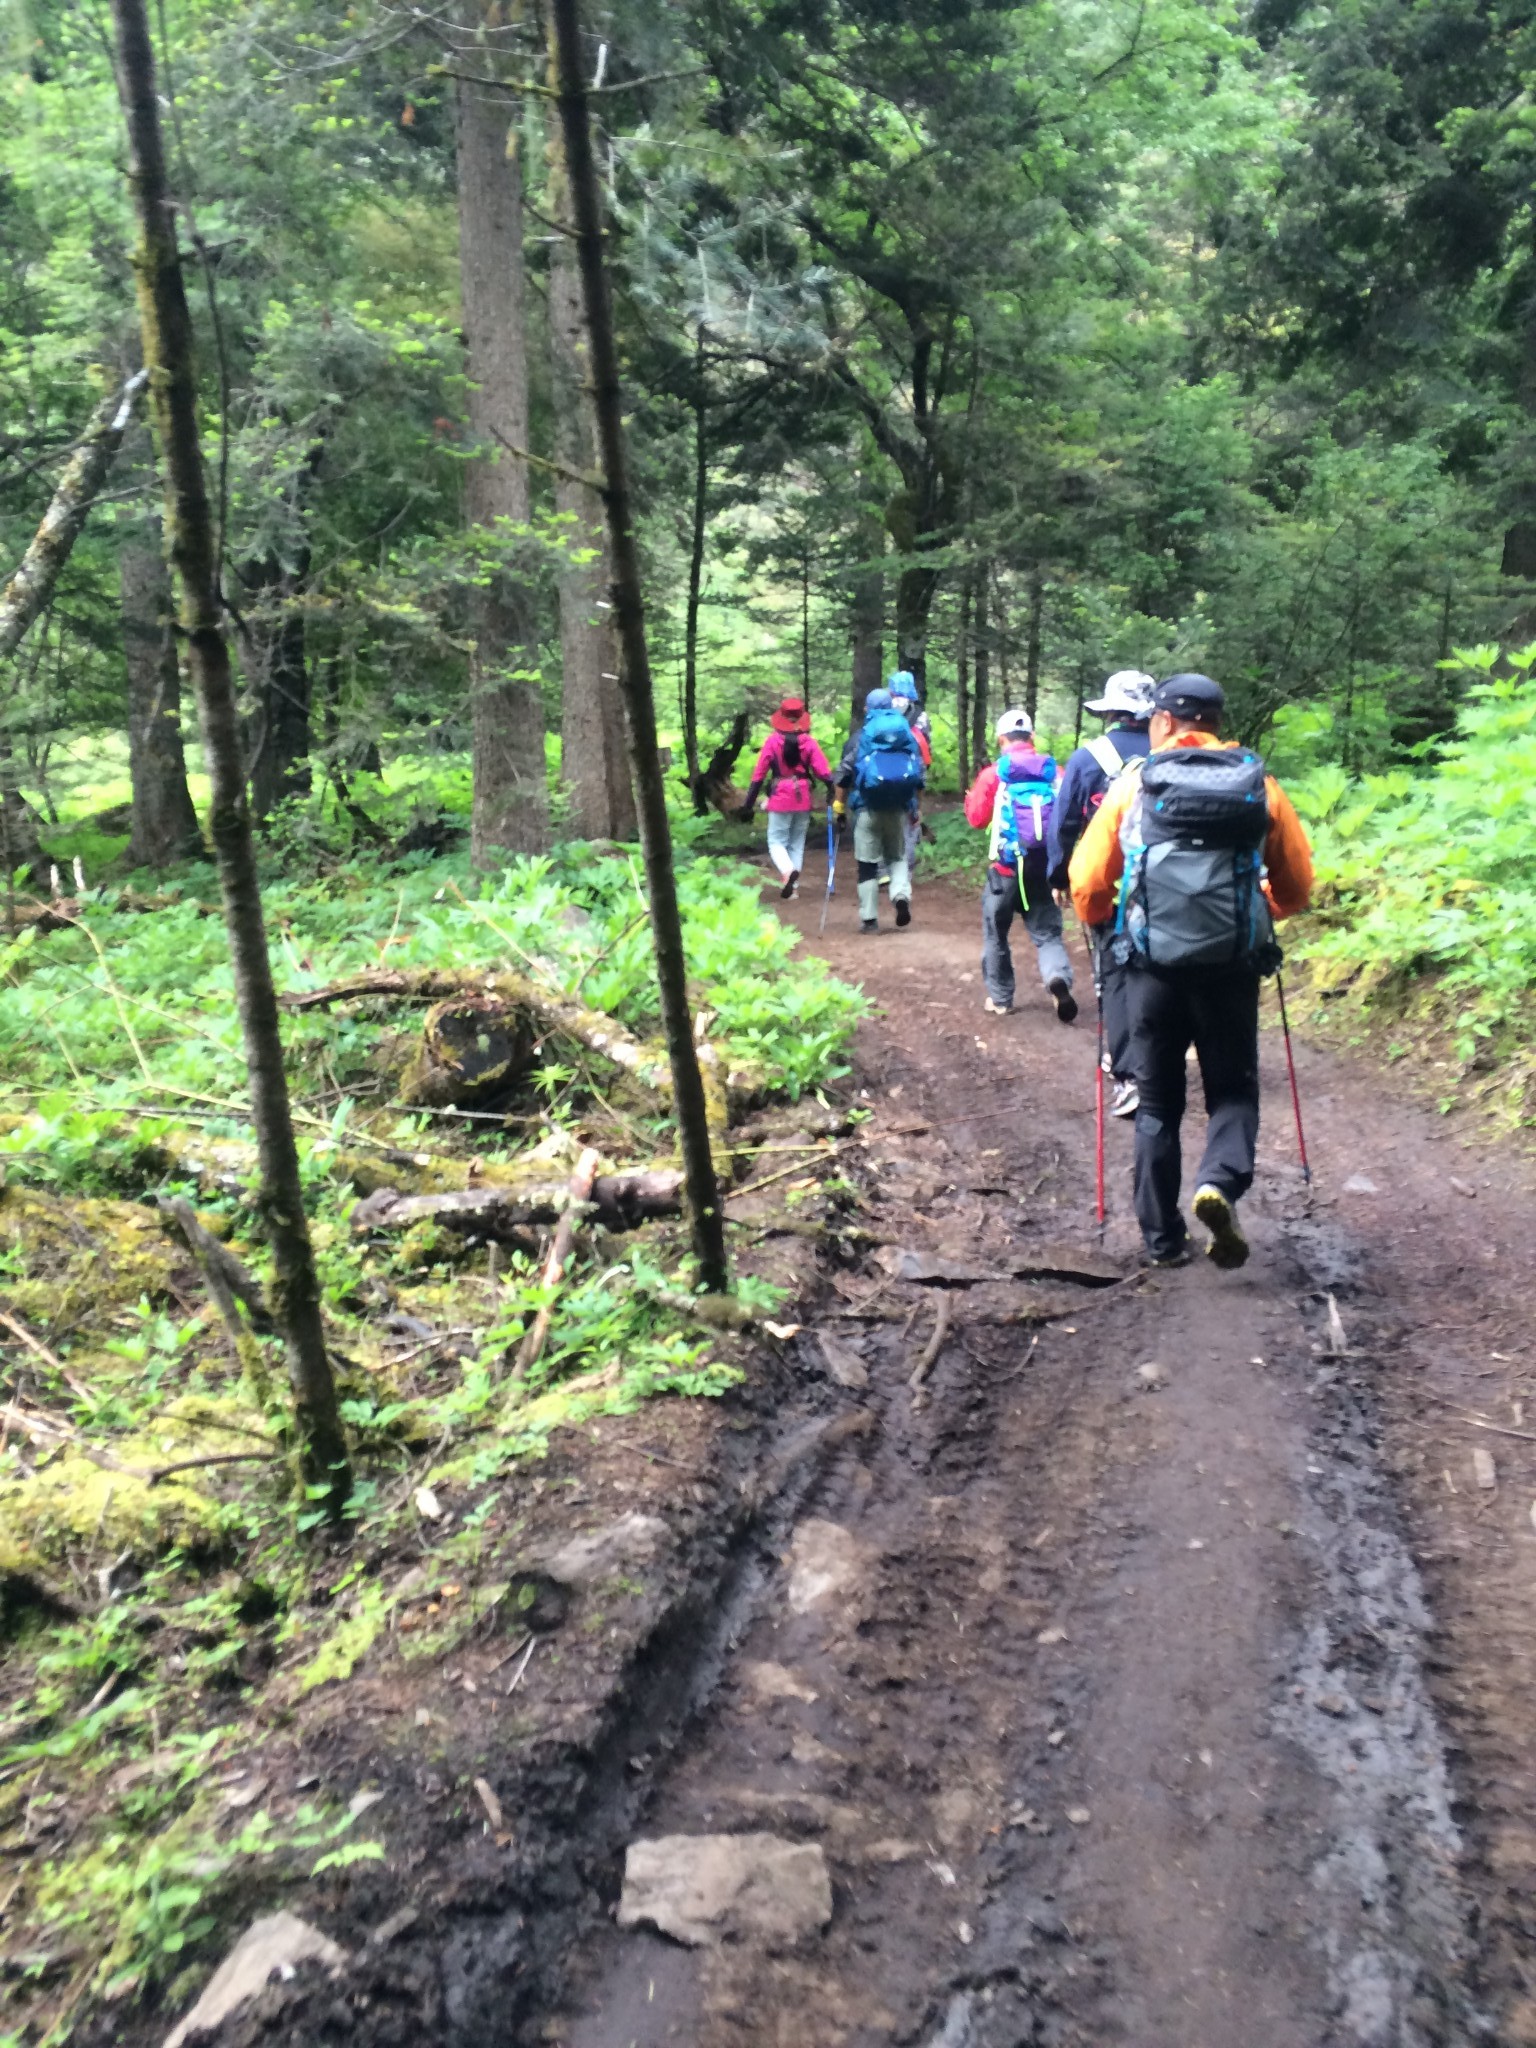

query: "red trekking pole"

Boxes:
[1275, 970, 1311, 1185]
[1082, 925, 1106, 1225]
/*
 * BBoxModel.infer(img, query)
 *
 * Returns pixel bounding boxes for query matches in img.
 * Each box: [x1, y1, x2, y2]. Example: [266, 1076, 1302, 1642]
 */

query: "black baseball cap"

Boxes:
[1154, 672, 1225, 721]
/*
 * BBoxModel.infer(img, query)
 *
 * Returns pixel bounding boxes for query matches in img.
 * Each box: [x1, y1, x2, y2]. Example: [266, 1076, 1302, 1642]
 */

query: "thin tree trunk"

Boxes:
[801, 544, 811, 708]
[551, 0, 727, 1292]
[0, 371, 146, 665]
[995, 571, 1011, 723]
[120, 426, 201, 866]
[850, 514, 883, 726]
[682, 323, 707, 789]
[454, 57, 550, 866]
[956, 573, 971, 793]
[1024, 570, 1043, 727]
[548, 27, 636, 842]
[971, 566, 990, 768]
[111, 0, 350, 1509]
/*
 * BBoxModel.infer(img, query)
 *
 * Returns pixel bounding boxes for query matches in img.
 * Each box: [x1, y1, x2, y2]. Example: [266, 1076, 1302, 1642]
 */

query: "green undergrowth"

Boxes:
[0, 814, 861, 1128]
[0, 785, 862, 2037]
[1287, 645, 1536, 1112]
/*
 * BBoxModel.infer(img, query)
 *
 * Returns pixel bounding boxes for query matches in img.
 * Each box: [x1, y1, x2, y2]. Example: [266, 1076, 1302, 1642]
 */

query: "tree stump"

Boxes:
[399, 994, 537, 1109]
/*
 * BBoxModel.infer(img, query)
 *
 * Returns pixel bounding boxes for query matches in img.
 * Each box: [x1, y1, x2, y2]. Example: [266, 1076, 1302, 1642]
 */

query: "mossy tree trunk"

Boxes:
[110, 0, 350, 1511]
[453, 43, 551, 867]
[119, 423, 202, 867]
[551, 0, 728, 1292]
[547, 25, 636, 844]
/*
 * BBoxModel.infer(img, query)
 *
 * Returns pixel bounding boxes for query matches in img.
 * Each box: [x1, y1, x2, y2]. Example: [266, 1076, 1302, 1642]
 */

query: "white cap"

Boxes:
[1085, 669, 1155, 718]
[995, 707, 1033, 740]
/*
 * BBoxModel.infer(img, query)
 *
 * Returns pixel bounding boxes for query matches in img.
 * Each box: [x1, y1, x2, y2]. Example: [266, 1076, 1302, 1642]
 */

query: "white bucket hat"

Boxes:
[995, 707, 1033, 740]
[1085, 669, 1156, 718]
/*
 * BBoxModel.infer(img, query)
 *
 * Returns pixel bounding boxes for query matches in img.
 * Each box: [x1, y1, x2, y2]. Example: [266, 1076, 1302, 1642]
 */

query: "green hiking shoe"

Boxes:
[1193, 1185, 1249, 1270]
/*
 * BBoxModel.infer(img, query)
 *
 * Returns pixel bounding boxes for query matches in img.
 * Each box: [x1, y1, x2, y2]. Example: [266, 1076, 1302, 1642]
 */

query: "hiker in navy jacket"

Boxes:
[1047, 670, 1155, 1116]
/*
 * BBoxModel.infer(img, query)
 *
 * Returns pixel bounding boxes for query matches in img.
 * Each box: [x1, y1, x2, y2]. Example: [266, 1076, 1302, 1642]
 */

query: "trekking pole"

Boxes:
[1274, 969, 1312, 1185]
[817, 804, 838, 936]
[1093, 972, 1106, 1227]
[1078, 918, 1107, 1227]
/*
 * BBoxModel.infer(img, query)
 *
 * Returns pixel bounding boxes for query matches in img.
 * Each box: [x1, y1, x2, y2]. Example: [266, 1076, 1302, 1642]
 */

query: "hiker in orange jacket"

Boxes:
[1069, 673, 1313, 1271]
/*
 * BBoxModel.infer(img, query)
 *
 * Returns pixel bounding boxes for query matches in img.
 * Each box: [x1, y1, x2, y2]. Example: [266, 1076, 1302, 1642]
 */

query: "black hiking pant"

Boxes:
[1092, 926, 1132, 1082]
[1125, 967, 1260, 1260]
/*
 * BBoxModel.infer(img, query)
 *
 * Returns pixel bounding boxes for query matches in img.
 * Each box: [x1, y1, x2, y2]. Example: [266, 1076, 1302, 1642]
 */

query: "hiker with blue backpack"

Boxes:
[1047, 670, 1155, 1118]
[887, 673, 933, 875]
[833, 686, 925, 934]
[1070, 674, 1313, 1271]
[963, 708, 1078, 1022]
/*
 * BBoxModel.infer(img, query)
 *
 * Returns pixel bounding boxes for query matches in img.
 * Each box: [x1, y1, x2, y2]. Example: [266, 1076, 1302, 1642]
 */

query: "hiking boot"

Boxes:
[1193, 1185, 1249, 1270]
[983, 996, 1013, 1016]
[1110, 1079, 1139, 1118]
[780, 869, 800, 900]
[1143, 1241, 1193, 1269]
[1049, 978, 1078, 1024]
[860, 918, 879, 935]
[894, 897, 911, 928]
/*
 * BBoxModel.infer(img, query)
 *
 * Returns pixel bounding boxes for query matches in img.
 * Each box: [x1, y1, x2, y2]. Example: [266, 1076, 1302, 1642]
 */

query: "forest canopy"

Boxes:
[3, 0, 1530, 853]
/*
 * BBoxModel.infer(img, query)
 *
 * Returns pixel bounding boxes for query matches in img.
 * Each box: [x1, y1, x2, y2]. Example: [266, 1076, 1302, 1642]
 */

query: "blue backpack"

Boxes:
[990, 748, 1057, 866]
[854, 709, 925, 810]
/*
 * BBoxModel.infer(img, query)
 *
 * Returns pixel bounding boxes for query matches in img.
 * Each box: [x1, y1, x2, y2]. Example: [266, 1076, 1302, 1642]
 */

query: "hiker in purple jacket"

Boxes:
[738, 696, 836, 898]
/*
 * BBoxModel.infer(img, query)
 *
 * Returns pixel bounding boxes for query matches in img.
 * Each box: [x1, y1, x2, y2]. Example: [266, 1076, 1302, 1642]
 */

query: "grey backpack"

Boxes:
[1116, 747, 1277, 970]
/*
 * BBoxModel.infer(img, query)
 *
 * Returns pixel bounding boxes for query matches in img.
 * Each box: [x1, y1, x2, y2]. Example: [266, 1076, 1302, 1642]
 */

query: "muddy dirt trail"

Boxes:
[546, 852, 1536, 2048]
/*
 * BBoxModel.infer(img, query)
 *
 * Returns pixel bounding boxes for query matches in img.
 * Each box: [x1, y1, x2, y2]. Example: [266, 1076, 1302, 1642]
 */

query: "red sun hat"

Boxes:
[770, 696, 811, 734]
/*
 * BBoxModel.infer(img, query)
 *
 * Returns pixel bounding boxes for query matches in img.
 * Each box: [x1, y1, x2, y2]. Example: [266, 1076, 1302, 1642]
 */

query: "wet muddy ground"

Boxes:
[538, 861, 1536, 2048]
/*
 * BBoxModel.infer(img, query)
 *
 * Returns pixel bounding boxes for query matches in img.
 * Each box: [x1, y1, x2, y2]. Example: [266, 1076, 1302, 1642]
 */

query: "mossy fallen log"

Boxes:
[351, 1166, 683, 1239]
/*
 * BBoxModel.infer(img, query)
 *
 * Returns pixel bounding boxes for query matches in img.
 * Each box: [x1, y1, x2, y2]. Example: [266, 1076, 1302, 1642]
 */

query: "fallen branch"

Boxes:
[908, 1294, 954, 1408]
[0, 1310, 92, 1405]
[144, 1450, 280, 1486]
[0, 1405, 271, 1487]
[160, 1197, 275, 1408]
[515, 1147, 601, 1376]
[0, 370, 148, 665]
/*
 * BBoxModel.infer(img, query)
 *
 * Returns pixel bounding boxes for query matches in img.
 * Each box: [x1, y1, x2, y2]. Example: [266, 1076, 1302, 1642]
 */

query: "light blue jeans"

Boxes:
[765, 809, 811, 882]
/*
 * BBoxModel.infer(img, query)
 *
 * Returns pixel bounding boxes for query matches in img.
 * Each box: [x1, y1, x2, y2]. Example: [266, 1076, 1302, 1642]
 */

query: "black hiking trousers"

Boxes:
[1092, 926, 1132, 1082]
[1125, 966, 1260, 1260]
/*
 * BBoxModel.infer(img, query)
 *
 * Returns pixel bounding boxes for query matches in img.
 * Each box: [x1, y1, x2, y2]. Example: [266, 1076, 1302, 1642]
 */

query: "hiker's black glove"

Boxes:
[734, 802, 755, 823]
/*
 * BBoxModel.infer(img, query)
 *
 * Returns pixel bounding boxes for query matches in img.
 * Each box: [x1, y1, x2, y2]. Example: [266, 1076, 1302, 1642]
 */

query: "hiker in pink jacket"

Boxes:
[737, 696, 835, 898]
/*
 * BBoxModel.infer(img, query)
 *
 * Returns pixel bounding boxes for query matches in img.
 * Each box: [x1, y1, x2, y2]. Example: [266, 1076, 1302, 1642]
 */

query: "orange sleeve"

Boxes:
[1069, 777, 1134, 927]
[1261, 777, 1314, 919]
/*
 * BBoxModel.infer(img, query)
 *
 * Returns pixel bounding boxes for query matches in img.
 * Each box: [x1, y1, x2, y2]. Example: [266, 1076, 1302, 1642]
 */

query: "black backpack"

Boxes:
[1116, 748, 1278, 971]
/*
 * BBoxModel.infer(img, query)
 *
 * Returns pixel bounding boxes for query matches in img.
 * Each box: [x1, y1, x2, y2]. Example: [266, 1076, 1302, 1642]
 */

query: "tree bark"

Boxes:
[551, 0, 728, 1292]
[548, 26, 636, 843]
[682, 324, 707, 789]
[850, 517, 883, 727]
[955, 572, 972, 793]
[971, 565, 990, 769]
[454, 59, 550, 866]
[242, 554, 313, 823]
[1024, 570, 1043, 727]
[119, 426, 201, 866]
[111, 0, 350, 1510]
[0, 371, 146, 666]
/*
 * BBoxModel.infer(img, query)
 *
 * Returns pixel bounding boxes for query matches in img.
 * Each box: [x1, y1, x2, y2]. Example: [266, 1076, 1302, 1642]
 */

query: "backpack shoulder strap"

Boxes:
[1085, 733, 1125, 779]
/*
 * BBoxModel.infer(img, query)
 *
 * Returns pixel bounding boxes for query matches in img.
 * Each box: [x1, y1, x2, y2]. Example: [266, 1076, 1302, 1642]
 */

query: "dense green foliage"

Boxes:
[5, 0, 1531, 805]
[1294, 645, 1536, 1081]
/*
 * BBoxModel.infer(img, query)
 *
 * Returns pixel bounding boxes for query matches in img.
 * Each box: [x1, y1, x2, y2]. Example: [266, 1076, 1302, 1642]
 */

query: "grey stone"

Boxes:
[617, 1832, 832, 1947]
[162, 1911, 347, 2048]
